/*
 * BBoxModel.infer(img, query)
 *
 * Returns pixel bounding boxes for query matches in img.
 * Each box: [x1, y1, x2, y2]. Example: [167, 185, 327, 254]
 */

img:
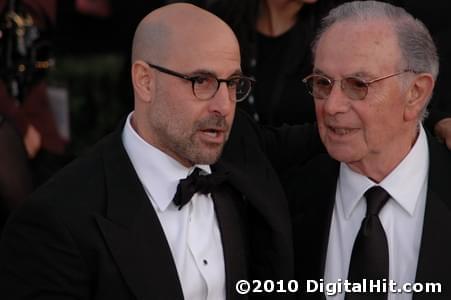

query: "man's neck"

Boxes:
[347, 127, 420, 183]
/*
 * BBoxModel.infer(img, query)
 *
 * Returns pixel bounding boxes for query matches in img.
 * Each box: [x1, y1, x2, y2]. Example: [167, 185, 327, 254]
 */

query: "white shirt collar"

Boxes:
[121, 112, 211, 211]
[339, 126, 429, 219]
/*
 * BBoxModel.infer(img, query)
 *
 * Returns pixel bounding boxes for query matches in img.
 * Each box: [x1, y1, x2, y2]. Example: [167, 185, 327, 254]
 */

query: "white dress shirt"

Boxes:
[324, 126, 429, 300]
[122, 112, 225, 300]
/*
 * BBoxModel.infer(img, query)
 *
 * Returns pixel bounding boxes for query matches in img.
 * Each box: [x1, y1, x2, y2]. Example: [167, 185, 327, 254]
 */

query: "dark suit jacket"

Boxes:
[288, 133, 451, 299]
[0, 110, 321, 299]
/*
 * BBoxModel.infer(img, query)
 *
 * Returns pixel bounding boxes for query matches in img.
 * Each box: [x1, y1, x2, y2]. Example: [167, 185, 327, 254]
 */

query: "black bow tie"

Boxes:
[173, 167, 228, 210]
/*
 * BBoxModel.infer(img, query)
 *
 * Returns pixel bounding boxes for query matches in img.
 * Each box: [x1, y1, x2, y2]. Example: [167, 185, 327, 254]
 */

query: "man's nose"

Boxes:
[208, 83, 235, 116]
[323, 82, 351, 115]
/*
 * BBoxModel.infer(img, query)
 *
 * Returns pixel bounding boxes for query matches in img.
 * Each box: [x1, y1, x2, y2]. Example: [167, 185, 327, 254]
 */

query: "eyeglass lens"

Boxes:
[305, 75, 369, 100]
[193, 74, 252, 102]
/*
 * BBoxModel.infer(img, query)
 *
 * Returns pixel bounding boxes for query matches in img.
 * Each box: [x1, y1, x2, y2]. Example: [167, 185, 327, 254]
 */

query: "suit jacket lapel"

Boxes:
[414, 136, 451, 299]
[291, 155, 338, 298]
[307, 159, 338, 279]
[211, 163, 248, 299]
[319, 172, 338, 279]
[95, 129, 184, 300]
[220, 155, 296, 283]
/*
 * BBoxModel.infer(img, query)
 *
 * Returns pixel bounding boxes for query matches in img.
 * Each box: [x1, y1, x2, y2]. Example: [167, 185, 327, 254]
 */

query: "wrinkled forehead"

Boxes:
[314, 20, 403, 76]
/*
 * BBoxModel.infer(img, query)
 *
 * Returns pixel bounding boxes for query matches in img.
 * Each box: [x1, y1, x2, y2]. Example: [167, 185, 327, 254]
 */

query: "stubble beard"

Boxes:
[174, 115, 230, 165]
[150, 109, 230, 166]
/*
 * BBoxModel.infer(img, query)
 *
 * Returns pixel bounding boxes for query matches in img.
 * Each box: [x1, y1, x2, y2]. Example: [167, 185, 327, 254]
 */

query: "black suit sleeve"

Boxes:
[232, 109, 324, 174]
[0, 200, 90, 299]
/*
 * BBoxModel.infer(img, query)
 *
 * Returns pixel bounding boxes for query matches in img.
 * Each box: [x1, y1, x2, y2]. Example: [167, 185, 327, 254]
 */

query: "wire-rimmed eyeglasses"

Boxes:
[146, 62, 255, 102]
[302, 70, 416, 101]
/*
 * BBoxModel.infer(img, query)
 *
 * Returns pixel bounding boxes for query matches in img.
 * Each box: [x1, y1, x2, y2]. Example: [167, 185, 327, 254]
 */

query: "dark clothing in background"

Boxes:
[0, 115, 32, 232]
[54, 0, 163, 55]
[0, 81, 67, 155]
[400, 1, 451, 120]
[251, 17, 315, 125]
[0, 79, 70, 186]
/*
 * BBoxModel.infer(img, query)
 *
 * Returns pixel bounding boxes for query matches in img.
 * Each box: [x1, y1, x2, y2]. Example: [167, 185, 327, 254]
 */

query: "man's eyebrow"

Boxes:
[312, 69, 374, 79]
[188, 69, 214, 76]
[312, 69, 329, 77]
[230, 70, 244, 77]
[350, 71, 374, 79]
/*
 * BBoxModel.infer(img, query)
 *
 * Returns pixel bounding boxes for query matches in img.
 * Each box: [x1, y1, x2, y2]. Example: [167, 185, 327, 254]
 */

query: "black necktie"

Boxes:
[347, 186, 390, 300]
[172, 167, 228, 210]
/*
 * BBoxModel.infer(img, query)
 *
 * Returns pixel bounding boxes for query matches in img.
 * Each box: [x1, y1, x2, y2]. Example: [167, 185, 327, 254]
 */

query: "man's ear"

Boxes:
[132, 60, 153, 103]
[404, 73, 434, 121]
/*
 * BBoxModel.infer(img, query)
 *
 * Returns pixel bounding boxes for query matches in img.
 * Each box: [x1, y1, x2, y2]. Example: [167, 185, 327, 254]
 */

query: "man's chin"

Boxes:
[327, 149, 357, 164]
[187, 146, 223, 165]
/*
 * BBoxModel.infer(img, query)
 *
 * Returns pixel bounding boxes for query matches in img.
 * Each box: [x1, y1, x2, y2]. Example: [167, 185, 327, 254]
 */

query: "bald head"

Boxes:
[131, 3, 239, 64]
[129, 3, 241, 167]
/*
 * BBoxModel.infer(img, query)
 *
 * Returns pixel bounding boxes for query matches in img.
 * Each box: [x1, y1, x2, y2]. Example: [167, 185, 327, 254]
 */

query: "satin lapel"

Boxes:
[292, 155, 338, 293]
[219, 156, 295, 282]
[319, 172, 338, 279]
[414, 136, 451, 299]
[95, 130, 184, 300]
[212, 163, 248, 300]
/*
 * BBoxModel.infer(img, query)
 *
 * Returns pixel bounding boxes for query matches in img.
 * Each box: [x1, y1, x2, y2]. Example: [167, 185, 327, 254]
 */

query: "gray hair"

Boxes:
[312, 1, 438, 78]
[311, 1, 439, 120]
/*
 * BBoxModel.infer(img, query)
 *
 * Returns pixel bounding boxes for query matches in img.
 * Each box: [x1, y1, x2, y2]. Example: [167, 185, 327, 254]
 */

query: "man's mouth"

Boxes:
[198, 127, 227, 143]
[201, 129, 222, 137]
[327, 125, 358, 136]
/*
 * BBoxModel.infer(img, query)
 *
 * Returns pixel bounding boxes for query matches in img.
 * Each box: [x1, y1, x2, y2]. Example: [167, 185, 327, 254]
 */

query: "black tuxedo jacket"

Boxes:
[288, 133, 451, 299]
[0, 111, 321, 299]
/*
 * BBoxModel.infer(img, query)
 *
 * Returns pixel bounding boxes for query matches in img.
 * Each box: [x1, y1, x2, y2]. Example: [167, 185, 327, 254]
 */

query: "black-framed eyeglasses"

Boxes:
[302, 70, 416, 101]
[146, 62, 255, 102]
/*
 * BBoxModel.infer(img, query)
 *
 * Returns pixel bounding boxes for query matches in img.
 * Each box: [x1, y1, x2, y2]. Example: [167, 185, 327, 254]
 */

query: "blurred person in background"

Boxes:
[0, 114, 32, 232]
[0, 0, 69, 186]
[210, 0, 340, 126]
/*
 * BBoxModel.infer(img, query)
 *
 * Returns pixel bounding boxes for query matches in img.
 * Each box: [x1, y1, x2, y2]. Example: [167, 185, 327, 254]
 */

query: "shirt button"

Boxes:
[253, 113, 260, 122]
